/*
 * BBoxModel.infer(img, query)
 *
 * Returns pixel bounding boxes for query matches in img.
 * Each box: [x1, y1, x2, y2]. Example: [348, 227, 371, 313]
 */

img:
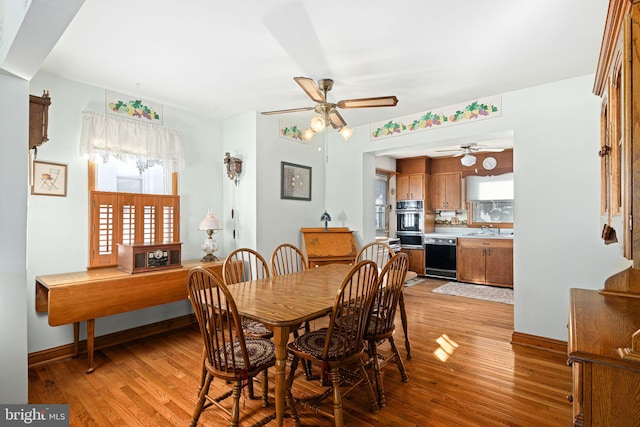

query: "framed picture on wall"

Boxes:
[281, 161, 311, 201]
[32, 160, 67, 197]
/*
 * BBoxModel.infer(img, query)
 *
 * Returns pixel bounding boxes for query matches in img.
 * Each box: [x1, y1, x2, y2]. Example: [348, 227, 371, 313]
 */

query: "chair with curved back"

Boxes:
[270, 243, 315, 380]
[222, 248, 273, 399]
[364, 252, 410, 407]
[357, 241, 412, 360]
[285, 260, 381, 426]
[355, 241, 394, 267]
[270, 243, 308, 276]
[223, 248, 273, 339]
[187, 267, 276, 427]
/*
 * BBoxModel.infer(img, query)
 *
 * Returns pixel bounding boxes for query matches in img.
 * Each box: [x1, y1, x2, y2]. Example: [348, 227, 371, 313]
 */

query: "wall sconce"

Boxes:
[224, 152, 242, 185]
[198, 210, 222, 262]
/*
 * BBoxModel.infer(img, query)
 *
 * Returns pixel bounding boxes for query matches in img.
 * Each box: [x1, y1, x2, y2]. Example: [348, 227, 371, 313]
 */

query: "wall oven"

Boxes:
[396, 200, 424, 233]
[397, 200, 424, 248]
[425, 236, 457, 279]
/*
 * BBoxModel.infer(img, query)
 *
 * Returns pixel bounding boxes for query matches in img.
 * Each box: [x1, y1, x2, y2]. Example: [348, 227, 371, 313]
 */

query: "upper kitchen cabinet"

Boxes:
[397, 174, 424, 200]
[431, 173, 462, 210]
[29, 91, 51, 150]
[396, 157, 430, 201]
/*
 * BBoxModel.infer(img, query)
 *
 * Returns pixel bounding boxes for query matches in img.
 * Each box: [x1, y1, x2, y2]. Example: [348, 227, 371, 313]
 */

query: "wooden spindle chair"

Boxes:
[355, 241, 394, 267]
[285, 260, 380, 427]
[364, 252, 410, 407]
[187, 267, 276, 427]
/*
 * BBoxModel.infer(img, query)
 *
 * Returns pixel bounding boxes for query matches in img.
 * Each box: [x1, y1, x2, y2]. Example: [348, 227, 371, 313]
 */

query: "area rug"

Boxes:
[404, 277, 426, 288]
[431, 282, 513, 304]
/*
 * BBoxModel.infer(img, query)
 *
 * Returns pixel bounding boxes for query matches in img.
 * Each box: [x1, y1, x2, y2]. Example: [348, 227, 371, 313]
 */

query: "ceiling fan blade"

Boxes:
[337, 96, 399, 109]
[328, 109, 347, 129]
[435, 148, 464, 153]
[261, 106, 314, 115]
[453, 152, 466, 158]
[475, 148, 505, 152]
[294, 77, 325, 103]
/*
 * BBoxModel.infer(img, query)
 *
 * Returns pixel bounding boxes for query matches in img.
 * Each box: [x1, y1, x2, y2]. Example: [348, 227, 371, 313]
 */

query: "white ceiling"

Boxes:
[38, 0, 608, 156]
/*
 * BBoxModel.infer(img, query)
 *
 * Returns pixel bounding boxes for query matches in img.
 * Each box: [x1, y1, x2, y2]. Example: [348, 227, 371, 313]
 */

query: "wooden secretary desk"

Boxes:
[300, 227, 357, 269]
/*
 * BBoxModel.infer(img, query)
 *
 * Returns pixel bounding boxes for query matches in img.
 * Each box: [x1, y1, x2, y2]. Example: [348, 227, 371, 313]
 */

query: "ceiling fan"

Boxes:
[436, 143, 505, 166]
[261, 76, 399, 140]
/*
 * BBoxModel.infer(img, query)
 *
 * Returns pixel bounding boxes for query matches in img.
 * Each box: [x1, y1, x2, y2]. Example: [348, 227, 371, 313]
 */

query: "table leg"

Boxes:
[272, 326, 289, 426]
[73, 322, 79, 357]
[86, 319, 95, 373]
[398, 292, 412, 360]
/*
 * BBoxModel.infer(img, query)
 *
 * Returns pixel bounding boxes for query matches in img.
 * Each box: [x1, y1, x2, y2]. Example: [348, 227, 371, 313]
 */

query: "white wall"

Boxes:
[26, 71, 223, 352]
[255, 113, 326, 256]
[324, 75, 631, 341]
[0, 73, 29, 404]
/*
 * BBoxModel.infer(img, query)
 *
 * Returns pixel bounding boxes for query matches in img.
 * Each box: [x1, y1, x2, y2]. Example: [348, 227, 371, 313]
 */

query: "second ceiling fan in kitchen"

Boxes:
[436, 143, 505, 166]
[261, 76, 399, 141]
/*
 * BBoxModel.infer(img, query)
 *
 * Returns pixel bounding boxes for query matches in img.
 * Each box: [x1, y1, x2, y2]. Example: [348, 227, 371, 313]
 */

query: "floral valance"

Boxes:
[79, 111, 185, 172]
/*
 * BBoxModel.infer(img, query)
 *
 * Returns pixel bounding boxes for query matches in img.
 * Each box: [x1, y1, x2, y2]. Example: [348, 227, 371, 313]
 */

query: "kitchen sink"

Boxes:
[465, 232, 513, 238]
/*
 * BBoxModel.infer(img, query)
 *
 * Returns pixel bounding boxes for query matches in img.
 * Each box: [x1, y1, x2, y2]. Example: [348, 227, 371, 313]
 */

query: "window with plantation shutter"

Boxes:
[89, 191, 180, 268]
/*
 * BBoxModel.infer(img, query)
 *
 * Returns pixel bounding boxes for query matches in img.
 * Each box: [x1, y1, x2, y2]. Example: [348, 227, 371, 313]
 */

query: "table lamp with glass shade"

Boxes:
[198, 210, 222, 262]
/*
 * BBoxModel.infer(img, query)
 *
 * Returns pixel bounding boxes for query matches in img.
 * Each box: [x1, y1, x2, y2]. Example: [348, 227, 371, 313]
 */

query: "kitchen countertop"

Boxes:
[424, 231, 514, 239]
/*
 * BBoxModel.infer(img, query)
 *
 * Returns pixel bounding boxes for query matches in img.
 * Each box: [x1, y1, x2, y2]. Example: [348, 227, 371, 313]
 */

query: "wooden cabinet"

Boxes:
[397, 173, 424, 200]
[431, 173, 461, 210]
[594, 0, 634, 259]
[300, 227, 357, 268]
[457, 238, 513, 288]
[29, 91, 51, 150]
[568, 288, 640, 427]
[401, 248, 424, 275]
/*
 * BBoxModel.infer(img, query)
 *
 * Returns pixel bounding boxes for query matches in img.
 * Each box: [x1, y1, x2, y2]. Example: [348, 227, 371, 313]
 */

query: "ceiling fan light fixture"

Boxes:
[339, 126, 353, 140]
[310, 115, 326, 132]
[302, 128, 315, 141]
[461, 153, 476, 167]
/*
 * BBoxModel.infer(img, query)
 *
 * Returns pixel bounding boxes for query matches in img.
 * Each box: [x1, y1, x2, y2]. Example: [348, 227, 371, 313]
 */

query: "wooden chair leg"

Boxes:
[285, 356, 301, 427]
[330, 367, 344, 427]
[389, 336, 409, 382]
[190, 372, 213, 427]
[368, 340, 385, 407]
[357, 357, 380, 414]
[231, 380, 242, 427]
[261, 369, 269, 407]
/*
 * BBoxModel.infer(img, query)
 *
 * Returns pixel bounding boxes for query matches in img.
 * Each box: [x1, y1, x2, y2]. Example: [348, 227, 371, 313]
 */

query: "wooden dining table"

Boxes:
[224, 263, 352, 425]
[224, 262, 412, 426]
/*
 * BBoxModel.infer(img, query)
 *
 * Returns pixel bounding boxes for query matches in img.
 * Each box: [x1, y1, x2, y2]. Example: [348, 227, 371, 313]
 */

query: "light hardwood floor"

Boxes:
[28, 278, 573, 426]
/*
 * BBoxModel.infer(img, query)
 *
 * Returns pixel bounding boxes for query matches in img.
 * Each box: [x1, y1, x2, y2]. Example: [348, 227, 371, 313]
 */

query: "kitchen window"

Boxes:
[466, 173, 514, 228]
[375, 172, 389, 237]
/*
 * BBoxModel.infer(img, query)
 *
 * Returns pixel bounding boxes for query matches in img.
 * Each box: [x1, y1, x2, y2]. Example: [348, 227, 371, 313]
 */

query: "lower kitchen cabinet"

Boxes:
[401, 248, 424, 276]
[457, 238, 513, 287]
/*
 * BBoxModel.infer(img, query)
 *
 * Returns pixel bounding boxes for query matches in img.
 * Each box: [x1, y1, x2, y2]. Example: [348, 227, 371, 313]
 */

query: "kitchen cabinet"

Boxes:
[397, 173, 424, 200]
[457, 238, 513, 287]
[401, 248, 424, 275]
[431, 173, 461, 210]
[568, 288, 640, 427]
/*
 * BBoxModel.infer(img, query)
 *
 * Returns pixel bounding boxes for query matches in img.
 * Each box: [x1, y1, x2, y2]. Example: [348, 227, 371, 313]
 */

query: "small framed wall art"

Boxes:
[32, 160, 67, 197]
[281, 161, 311, 201]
